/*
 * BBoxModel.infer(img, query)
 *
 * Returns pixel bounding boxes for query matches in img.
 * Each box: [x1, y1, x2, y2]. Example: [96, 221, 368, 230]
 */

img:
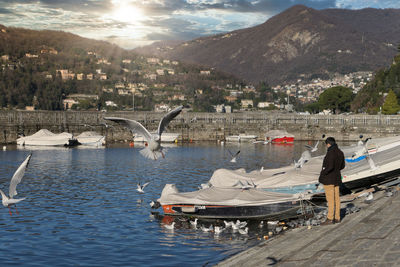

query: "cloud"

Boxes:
[1, 0, 400, 49]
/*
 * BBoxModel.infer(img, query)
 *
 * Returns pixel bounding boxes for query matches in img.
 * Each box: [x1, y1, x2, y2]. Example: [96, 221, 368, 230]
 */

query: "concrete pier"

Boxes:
[217, 189, 400, 266]
[1, 110, 400, 144]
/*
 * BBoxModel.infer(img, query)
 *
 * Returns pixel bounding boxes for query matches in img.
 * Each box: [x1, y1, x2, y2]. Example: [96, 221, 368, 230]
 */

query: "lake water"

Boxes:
[0, 141, 325, 266]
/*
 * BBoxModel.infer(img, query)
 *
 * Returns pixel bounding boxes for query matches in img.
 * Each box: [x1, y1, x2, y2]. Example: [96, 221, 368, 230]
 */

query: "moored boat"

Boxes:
[76, 131, 106, 146]
[265, 130, 294, 144]
[17, 129, 79, 147]
[158, 184, 313, 220]
[225, 134, 257, 142]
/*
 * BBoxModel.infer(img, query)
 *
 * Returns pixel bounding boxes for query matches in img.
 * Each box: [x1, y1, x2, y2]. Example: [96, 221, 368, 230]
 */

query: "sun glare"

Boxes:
[111, 2, 145, 24]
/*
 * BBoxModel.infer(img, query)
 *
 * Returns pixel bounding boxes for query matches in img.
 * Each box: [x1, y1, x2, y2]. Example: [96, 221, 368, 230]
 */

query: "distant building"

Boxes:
[154, 103, 170, 112]
[200, 70, 211, 75]
[25, 53, 39, 58]
[241, 99, 253, 108]
[257, 102, 274, 109]
[105, 101, 117, 107]
[225, 96, 237, 102]
[86, 73, 93, 80]
[122, 59, 132, 64]
[156, 69, 165, 75]
[25, 106, 34, 111]
[57, 69, 75, 80]
[63, 99, 79, 110]
[147, 58, 160, 64]
[1, 55, 9, 61]
[77, 73, 84, 80]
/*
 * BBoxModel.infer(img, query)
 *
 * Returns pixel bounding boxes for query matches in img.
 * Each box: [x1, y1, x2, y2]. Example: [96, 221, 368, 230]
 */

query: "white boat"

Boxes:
[133, 132, 180, 143]
[209, 135, 400, 192]
[16, 129, 79, 147]
[226, 134, 257, 142]
[156, 135, 400, 219]
[158, 184, 313, 219]
[76, 131, 106, 147]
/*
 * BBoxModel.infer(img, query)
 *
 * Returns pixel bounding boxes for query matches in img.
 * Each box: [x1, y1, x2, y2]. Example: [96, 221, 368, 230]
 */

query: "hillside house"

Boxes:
[154, 103, 170, 112]
[147, 58, 160, 64]
[57, 69, 75, 80]
[156, 69, 165, 75]
[241, 99, 253, 108]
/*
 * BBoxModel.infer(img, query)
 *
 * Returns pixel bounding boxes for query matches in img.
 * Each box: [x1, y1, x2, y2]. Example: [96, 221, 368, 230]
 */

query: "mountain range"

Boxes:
[134, 5, 400, 85]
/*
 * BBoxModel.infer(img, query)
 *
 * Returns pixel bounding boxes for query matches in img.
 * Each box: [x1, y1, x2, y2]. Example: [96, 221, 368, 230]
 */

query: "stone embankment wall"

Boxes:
[0, 110, 399, 144]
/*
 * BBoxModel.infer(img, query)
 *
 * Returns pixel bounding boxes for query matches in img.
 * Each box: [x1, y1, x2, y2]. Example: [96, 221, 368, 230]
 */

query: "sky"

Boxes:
[0, 0, 400, 49]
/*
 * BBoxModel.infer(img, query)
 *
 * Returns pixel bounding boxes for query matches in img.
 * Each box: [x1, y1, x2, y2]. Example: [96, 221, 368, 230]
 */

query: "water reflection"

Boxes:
[0, 141, 333, 266]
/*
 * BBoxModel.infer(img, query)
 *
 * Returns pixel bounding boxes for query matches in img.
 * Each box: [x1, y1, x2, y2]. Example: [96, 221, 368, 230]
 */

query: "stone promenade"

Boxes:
[217, 189, 400, 266]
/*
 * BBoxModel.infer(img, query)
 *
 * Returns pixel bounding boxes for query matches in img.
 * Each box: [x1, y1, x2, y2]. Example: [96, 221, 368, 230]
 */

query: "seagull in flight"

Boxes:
[0, 154, 31, 215]
[105, 105, 183, 160]
[136, 182, 149, 193]
[305, 140, 319, 152]
[227, 149, 240, 163]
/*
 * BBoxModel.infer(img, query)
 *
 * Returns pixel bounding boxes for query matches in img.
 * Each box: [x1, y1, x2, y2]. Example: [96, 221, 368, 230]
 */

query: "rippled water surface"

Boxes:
[0, 141, 326, 266]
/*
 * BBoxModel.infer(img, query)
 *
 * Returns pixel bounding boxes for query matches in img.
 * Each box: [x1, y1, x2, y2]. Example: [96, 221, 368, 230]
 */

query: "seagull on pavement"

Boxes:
[0, 154, 31, 215]
[105, 106, 183, 160]
[137, 182, 149, 193]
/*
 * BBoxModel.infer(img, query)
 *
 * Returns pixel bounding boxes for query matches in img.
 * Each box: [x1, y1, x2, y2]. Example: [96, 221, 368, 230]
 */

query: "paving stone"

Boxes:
[217, 192, 400, 267]
[383, 252, 400, 262]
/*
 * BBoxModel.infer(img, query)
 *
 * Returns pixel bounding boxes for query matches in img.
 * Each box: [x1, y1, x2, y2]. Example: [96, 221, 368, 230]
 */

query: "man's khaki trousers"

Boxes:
[323, 184, 340, 221]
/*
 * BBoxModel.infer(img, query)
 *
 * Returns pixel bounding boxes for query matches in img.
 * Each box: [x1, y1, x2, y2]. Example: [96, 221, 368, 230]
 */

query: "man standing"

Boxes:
[319, 137, 345, 225]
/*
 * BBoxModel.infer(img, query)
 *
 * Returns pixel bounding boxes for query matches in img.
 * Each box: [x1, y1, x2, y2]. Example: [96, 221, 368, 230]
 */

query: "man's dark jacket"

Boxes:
[319, 144, 345, 186]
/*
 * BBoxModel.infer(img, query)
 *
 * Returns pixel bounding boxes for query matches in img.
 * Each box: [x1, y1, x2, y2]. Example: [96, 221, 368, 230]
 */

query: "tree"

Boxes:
[318, 86, 354, 114]
[382, 89, 400, 115]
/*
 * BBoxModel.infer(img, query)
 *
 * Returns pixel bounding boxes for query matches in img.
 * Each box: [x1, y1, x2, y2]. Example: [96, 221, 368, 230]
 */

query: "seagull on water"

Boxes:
[214, 226, 224, 234]
[136, 182, 149, 193]
[0, 154, 31, 215]
[164, 222, 175, 230]
[105, 105, 183, 160]
[305, 140, 320, 153]
[190, 218, 198, 228]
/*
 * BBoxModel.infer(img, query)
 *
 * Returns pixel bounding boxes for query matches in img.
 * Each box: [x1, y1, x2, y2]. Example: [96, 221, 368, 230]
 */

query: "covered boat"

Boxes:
[158, 184, 313, 219]
[209, 135, 400, 192]
[76, 131, 106, 146]
[157, 135, 400, 219]
[265, 130, 294, 144]
[225, 134, 258, 142]
[17, 129, 79, 147]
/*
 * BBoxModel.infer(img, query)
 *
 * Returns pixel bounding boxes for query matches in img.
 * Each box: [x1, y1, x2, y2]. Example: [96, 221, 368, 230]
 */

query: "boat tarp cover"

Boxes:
[158, 184, 312, 206]
[17, 129, 73, 145]
[209, 135, 400, 189]
[209, 157, 322, 189]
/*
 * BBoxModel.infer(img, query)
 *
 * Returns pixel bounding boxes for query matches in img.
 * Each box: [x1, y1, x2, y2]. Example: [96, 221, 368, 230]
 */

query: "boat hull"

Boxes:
[162, 201, 303, 220]
[271, 137, 294, 144]
[343, 167, 400, 190]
